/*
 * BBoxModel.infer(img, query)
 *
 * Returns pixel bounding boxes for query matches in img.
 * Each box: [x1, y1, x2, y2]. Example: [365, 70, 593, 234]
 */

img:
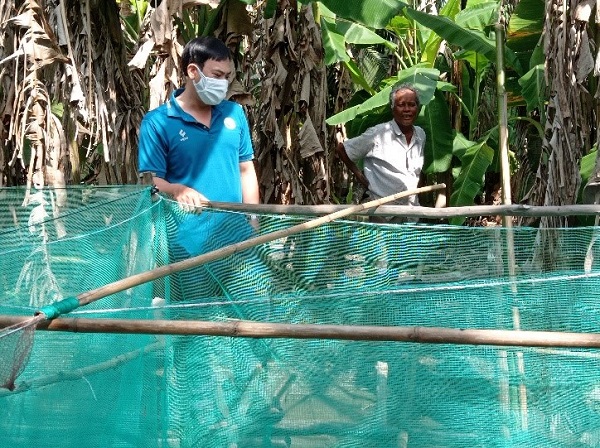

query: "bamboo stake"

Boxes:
[2, 315, 600, 348]
[0, 339, 164, 397]
[497, 12, 527, 429]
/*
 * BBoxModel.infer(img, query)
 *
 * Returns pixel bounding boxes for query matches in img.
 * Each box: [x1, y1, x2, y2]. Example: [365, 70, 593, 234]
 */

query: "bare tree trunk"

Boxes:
[56, 0, 146, 185]
[526, 0, 595, 267]
[0, 0, 145, 188]
[249, 0, 329, 205]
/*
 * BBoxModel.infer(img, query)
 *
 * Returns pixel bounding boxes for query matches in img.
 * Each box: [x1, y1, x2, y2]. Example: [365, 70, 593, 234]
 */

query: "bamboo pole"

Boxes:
[497, 12, 527, 429]
[199, 202, 600, 219]
[496, 15, 517, 281]
[2, 315, 600, 348]
[0, 339, 164, 397]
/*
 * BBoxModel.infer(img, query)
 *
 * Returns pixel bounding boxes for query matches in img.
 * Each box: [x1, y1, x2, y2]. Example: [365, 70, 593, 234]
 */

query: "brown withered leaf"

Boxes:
[228, 79, 255, 106]
[299, 116, 324, 159]
[128, 39, 155, 70]
[224, 0, 253, 37]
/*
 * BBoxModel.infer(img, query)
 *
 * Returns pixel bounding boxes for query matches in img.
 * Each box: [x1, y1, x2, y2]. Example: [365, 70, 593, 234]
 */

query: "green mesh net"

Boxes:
[2, 185, 600, 447]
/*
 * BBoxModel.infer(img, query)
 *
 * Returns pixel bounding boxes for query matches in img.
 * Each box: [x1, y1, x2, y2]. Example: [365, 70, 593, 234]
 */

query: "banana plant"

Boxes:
[315, 1, 455, 188]
[239, 0, 547, 212]
[508, 0, 545, 119]
[314, 1, 490, 210]
[317, 2, 397, 94]
[316, 0, 548, 216]
[450, 132, 494, 224]
[120, 0, 150, 50]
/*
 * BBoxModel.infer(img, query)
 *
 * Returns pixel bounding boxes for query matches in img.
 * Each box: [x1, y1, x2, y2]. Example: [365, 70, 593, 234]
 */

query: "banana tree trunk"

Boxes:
[249, 0, 329, 205]
[528, 0, 595, 266]
[0, 0, 145, 188]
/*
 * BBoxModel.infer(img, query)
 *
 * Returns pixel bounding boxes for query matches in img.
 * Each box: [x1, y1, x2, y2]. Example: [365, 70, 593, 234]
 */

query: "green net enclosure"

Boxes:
[2, 185, 600, 447]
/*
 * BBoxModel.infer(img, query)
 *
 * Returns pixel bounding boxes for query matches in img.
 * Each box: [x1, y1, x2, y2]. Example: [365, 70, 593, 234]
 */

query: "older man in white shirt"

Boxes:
[336, 83, 425, 211]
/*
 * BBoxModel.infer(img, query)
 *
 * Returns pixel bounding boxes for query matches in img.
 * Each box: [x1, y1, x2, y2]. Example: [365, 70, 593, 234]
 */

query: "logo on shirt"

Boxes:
[224, 117, 236, 130]
[179, 129, 188, 141]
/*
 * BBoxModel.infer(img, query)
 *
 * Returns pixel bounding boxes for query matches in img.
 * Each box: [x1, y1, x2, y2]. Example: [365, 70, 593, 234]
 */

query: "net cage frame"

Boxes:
[3, 184, 600, 447]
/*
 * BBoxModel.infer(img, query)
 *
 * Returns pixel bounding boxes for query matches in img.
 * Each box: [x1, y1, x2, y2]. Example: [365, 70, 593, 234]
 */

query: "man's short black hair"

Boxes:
[181, 36, 231, 72]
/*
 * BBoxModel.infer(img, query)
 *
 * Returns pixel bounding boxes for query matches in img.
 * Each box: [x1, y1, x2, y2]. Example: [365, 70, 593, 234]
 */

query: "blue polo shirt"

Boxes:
[138, 89, 254, 202]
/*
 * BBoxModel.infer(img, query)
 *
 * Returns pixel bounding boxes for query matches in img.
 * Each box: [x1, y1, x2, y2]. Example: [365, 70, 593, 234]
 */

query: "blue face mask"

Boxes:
[192, 65, 229, 105]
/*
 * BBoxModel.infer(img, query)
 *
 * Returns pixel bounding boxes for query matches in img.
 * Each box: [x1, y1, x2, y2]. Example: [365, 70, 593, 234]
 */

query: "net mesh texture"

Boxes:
[1, 185, 600, 447]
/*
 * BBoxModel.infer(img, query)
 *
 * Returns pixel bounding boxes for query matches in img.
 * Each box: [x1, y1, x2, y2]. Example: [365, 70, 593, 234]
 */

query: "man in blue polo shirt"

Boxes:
[138, 36, 262, 299]
[139, 36, 259, 206]
[139, 39, 268, 428]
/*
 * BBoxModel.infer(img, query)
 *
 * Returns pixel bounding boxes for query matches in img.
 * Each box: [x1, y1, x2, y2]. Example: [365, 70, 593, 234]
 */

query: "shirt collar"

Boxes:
[165, 88, 185, 118]
[165, 88, 224, 122]
[391, 120, 421, 142]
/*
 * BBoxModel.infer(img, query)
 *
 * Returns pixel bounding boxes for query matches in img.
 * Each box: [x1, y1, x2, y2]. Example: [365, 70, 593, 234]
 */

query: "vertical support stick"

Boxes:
[376, 361, 389, 426]
[497, 8, 527, 430]
[495, 8, 518, 289]
[495, 13, 514, 237]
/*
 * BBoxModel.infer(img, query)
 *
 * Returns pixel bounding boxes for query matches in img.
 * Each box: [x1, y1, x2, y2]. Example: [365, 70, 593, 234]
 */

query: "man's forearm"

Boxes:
[152, 177, 177, 196]
[336, 143, 369, 188]
[240, 161, 260, 204]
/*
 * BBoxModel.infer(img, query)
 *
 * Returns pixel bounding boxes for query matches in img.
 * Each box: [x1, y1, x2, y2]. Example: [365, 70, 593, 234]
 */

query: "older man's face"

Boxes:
[392, 89, 419, 129]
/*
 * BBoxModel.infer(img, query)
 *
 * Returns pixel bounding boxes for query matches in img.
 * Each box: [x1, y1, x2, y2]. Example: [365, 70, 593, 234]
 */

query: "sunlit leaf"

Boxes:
[403, 6, 524, 76]
[313, 0, 407, 29]
[421, 91, 453, 173]
[507, 0, 544, 71]
[452, 132, 477, 159]
[321, 15, 350, 64]
[336, 21, 396, 51]
[455, 1, 498, 32]
[421, 0, 461, 65]
[449, 140, 494, 224]
[507, 0, 544, 53]
[518, 64, 545, 113]
[581, 148, 598, 185]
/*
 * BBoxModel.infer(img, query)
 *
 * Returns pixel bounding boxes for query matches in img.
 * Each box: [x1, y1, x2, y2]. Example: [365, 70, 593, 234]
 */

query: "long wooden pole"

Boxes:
[496, 17, 511, 213]
[2, 315, 600, 348]
[199, 202, 600, 219]
[497, 14, 528, 428]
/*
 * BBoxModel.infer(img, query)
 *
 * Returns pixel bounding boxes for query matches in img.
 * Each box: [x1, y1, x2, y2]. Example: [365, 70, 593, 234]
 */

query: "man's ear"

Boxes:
[186, 63, 200, 79]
